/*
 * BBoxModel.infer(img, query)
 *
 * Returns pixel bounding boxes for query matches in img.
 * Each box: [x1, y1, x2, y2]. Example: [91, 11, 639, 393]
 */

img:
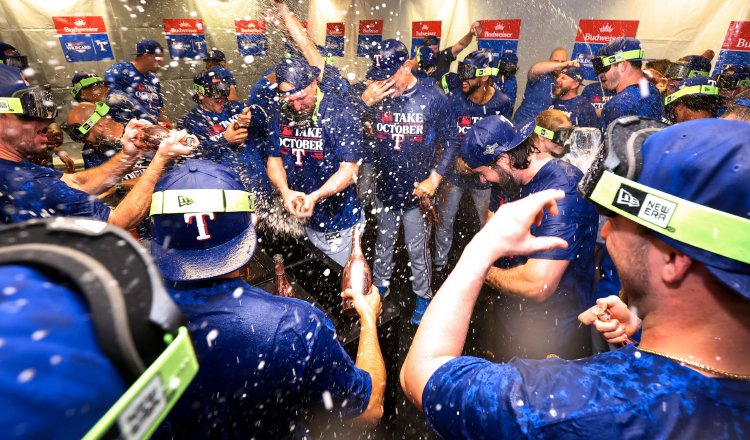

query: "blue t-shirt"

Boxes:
[106, 88, 157, 124]
[448, 89, 512, 189]
[0, 266, 126, 439]
[581, 82, 614, 113]
[549, 95, 599, 128]
[423, 344, 750, 439]
[494, 159, 598, 360]
[269, 91, 363, 232]
[0, 159, 110, 224]
[601, 82, 664, 131]
[105, 62, 163, 119]
[159, 278, 372, 439]
[513, 74, 555, 124]
[208, 65, 236, 86]
[498, 76, 518, 109]
[178, 100, 272, 197]
[371, 78, 458, 210]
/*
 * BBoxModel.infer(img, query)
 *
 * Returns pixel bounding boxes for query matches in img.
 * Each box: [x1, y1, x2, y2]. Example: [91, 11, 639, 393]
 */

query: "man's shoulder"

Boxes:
[0, 159, 61, 183]
[106, 61, 135, 75]
[529, 159, 583, 192]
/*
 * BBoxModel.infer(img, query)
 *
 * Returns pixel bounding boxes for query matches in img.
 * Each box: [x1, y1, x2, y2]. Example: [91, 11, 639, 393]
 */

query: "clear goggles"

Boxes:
[0, 86, 57, 120]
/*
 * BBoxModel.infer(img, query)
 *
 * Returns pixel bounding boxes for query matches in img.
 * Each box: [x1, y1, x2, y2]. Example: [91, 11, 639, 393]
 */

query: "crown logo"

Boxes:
[247, 22, 256, 28]
[495, 24, 505, 30]
[180, 22, 191, 28]
[366, 23, 375, 30]
[421, 24, 429, 30]
[599, 23, 614, 33]
[74, 18, 86, 27]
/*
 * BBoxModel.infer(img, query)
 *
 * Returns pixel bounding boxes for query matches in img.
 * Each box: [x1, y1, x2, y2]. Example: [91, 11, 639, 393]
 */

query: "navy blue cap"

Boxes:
[151, 159, 257, 282]
[366, 39, 409, 81]
[0, 64, 28, 97]
[204, 49, 225, 61]
[417, 46, 436, 66]
[275, 57, 321, 92]
[463, 49, 494, 68]
[441, 72, 461, 93]
[130, 39, 164, 56]
[501, 52, 518, 65]
[597, 37, 643, 58]
[675, 75, 716, 90]
[0, 42, 16, 54]
[461, 115, 516, 169]
[637, 119, 750, 299]
[423, 36, 439, 47]
[722, 64, 750, 80]
[560, 65, 585, 83]
[679, 55, 711, 74]
[193, 69, 225, 88]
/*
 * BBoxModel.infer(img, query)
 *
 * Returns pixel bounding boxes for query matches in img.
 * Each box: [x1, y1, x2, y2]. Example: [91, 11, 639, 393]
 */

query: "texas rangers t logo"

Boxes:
[184, 212, 215, 241]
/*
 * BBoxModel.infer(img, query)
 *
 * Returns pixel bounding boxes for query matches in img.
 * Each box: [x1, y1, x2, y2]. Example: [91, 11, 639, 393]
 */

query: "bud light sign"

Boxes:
[53, 16, 114, 62]
[163, 19, 208, 59]
[477, 19, 522, 60]
[713, 21, 750, 75]
[571, 19, 639, 80]
[235, 19, 267, 56]
[358, 20, 383, 57]
[325, 23, 345, 57]
[411, 21, 441, 58]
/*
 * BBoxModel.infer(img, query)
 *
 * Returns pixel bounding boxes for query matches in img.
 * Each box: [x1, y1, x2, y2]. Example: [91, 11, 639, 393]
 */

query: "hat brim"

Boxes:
[506, 120, 536, 151]
[366, 66, 399, 81]
[151, 221, 257, 282]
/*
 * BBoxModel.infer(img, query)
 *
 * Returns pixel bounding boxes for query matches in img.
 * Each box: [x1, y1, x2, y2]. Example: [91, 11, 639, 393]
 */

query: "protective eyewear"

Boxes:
[457, 62, 498, 81]
[591, 49, 644, 76]
[0, 51, 29, 70]
[664, 84, 719, 106]
[193, 81, 229, 99]
[150, 189, 256, 216]
[664, 62, 708, 80]
[62, 101, 110, 143]
[71, 76, 106, 99]
[715, 74, 750, 90]
[0, 86, 57, 120]
[578, 116, 750, 265]
[534, 125, 575, 147]
[497, 61, 518, 78]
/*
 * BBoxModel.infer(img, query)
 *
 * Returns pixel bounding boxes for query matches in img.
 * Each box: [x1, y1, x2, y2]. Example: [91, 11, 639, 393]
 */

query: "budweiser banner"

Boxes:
[411, 21, 441, 57]
[358, 20, 383, 57]
[572, 19, 639, 80]
[52, 16, 113, 62]
[235, 19, 267, 56]
[163, 19, 208, 59]
[712, 21, 750, 75]
[477, 19, 522, 61]
[325, 23, 345, 57]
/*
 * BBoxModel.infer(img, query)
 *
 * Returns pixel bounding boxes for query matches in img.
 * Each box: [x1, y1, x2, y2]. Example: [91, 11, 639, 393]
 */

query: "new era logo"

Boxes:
[178, 196, 194, 207]
[616, 188, 640, 207]
[483, 143, 498, 155]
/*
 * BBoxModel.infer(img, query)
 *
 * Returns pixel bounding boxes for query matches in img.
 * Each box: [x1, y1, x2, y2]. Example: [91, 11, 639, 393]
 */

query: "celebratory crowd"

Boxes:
[0, 2, 749, 438]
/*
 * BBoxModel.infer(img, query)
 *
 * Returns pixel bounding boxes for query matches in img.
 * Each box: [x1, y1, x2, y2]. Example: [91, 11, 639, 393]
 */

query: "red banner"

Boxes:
[235, 19, 265, 35]
[412, 21, 441, 38]
[359, 20, 383, 35]
[327, 23, 345, 37]
[721, 21, 750, 51]
[575, 19, 639, 44]
[479, 19, 521, 40]
[163, 19, 205, 35]
[52, 16, 107, 34]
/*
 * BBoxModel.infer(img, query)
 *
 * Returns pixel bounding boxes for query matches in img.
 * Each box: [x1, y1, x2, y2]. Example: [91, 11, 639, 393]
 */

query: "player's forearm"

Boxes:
[277, 3, 324, 73]
[266, 157, 291, 194]
[485, 264, 556, 302]
[107, 154, 169, 230]
[311, 162, 359, 201]
[62, 150, 139, 195]
[450, 32, 474, 57]
[351, 319, 385, 428]
[528, 61, 566, 81]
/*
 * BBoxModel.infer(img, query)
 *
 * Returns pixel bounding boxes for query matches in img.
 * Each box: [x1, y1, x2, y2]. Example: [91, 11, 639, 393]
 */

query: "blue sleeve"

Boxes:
[107, 91, 157, 124]
[273, 304, 372, 418]
[320, 64, 350, 97]
[0, 266, 126, 439]
[528, 192, 589, 261]
[267, 110, 282, 158]
[104, 63, 130, 94]
[507, 79, 518, 108]
[432, 90, 459, 176]
[330, 104, 364, 163]
[579, 102, 600, 129]
[22, 176, 111, 222]
[423, 356, 528, 439]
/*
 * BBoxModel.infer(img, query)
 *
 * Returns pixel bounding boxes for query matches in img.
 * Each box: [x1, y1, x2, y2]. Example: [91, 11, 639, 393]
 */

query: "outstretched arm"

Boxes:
[528, 60, 579, 81]
[450, 21, 482, 57]
[272, 1, 324, 81]
[400, 189, 569, 409]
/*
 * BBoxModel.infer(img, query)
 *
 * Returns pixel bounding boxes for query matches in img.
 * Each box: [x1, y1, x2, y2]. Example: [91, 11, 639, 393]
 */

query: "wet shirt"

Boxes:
[513, 74, 555, 124]
[105, 62, 163, 119]
[160, 278, 372, 439]
[269, 91, 363, 232]
[432, 48, 457, 81]
[448, 90, 512, 189]
[0, 265, 126, 439]
[371, 78, 458, 210]
[106, 89, 157, 124]
[601, 82, 664, 130]
[550, 95, 599, 128]
[0, 159, 110, 224]
[498, 76, 518, 108]
[494, 159, 598, 360]
[423, 344, 750, 439]
[581, 82, 614, 113]
[178, 100, 272, 197]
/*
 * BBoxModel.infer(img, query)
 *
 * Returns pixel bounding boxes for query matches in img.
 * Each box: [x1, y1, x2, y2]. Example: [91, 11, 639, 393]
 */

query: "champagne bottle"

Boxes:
[341, 224, 372, 314]
[272, 254, 296, 298]
[137, 125, 199, 150]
